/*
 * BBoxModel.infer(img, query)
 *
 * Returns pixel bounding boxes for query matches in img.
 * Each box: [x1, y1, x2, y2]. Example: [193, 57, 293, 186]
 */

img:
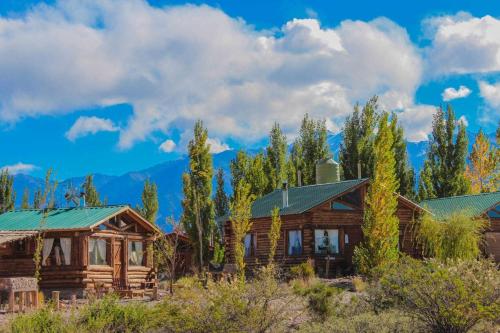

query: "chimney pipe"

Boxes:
[282, 181, 289, 208]
[297, 170, 302, 187]
[357, 161, 362, 179]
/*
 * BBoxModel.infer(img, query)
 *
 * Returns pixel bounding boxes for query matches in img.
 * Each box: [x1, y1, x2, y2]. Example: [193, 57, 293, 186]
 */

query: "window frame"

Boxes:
[243, 233, 257, 258]
[286, 229, 303, 256]
[88, 237, 109, 266]
[314, 229, 340, 255]
[128, 240, 145, 266]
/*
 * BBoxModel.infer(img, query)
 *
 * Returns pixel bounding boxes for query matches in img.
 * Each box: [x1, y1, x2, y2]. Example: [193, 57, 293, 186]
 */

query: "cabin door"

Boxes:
[113, 239, 125, 282]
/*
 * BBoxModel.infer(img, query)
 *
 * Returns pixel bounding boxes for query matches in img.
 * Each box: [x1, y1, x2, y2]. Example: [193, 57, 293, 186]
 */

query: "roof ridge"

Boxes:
[288, 178, 368, 190]
[10, 204, 129, 213]
[420, 191, 500, 203]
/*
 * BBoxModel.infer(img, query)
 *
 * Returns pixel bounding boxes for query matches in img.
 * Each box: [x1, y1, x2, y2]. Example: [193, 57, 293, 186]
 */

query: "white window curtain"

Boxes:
[244, 234, 252, 257]
[60, 238, 72, 265]
[314, 229, 339, 254]
[128, 241, 144, 266]
[42, 238, 54, 266]
[136, 242, 144, 266]
[97, 239, 107, 263]
[288, 230, 302, 255]
[89, 238, 107, 265]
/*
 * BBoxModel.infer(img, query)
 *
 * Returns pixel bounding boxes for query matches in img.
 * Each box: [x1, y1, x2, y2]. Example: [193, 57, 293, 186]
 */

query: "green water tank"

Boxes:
[315, 158, 340, 184]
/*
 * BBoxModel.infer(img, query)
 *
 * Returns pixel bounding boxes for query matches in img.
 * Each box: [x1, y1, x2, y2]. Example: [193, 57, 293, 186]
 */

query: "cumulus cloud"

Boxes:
[1, 162, 38, 175]
[0, 0, 425, 147]
[397, 105, 437, 142]
[458, 115, 469, 126]
[65, 116, 118, 141]
[478, 81, 500, 109]
[207, 138, 231, 153]
[425, 13, 500, 76]
[442, 85, 471, 101]
[159, 139, 176, 153]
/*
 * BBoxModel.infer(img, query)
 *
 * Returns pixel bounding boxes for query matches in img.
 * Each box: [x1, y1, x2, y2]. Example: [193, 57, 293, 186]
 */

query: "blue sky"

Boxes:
[0, 0, 499, 179]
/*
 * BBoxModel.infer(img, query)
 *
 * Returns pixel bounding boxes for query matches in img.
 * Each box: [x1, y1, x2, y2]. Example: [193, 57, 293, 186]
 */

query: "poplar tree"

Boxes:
[264, 122, 288, 192]
[418, 106, 470, 200]
[465, 129, 497, 193]
[230, 179, 254, 281]
[21, 188, 30, 209]
[137, 179, 159, 224]
[354, 112, 399, 275]
[181, 120, 215, 268]
[83, 174, 101, 206]
[230, 151, 267, 199]
[0, 170, 15, 213]
[339, 96, 379, 180]
[230, 150, 251, 192]
[268, 206, 282, 265]
[291, 114, 330, 185]
[214, 168, 229, 218]
[33, 189, 42, 209]
[390, 113, 415, 199]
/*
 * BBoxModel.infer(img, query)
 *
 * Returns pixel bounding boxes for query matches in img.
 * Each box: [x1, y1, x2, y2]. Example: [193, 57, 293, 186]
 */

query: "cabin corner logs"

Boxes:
[0, 206, 158, 299]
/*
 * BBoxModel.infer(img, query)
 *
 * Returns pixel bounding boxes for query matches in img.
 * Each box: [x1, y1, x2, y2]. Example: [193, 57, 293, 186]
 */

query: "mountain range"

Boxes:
[11, 131, 494, 227]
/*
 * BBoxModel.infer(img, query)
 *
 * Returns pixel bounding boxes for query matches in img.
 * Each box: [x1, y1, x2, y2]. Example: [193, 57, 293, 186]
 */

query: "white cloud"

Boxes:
[65, 116, 118, 141]
[1, 162, 38, 175]
[425, 13, 500, 76]
[458, 115, 469, 126]
[442, 85, 471, 101]
[0, 1, 424, 148]
[159, 139, 176, 153]
[398, 105, 437, 142]
[207, 137, 231, 154]
[478, 81, 500, 109]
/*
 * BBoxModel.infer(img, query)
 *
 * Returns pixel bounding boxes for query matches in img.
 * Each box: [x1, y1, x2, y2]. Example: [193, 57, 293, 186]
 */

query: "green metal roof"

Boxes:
[420, 192, 500, 219]
[219, 178, 368, 221]
[0, 205, 128, 231]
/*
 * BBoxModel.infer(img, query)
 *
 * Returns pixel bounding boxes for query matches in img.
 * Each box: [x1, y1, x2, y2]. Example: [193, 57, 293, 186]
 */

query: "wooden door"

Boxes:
[113, 240, 124, 282]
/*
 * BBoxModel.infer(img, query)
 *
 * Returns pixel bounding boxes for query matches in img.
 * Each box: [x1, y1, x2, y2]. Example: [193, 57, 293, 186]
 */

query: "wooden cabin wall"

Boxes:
[0, 238, 36, 277]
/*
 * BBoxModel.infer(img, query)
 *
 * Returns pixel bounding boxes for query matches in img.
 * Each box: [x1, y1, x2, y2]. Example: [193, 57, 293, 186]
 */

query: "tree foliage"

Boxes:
[268, 206, 282, 265]
[390, 113, 415, 199]
[0, 169, 15, 213]
[418, 105, 470, 200]
[181, 120, 215, 268]
[264, 122, 288, 192]
[230, 180, 254, 280]
[137, 179, 159, 224]
[354, 112, 399, 275]
[83, 174, 101, 207]
[214, 168, 229, 218]
[21, 188, 30, 209]
[230, 151, 268, 199]
[416, 211, 486, 261]
[465, 129, 498, 193]
[291, 114, 330, 185]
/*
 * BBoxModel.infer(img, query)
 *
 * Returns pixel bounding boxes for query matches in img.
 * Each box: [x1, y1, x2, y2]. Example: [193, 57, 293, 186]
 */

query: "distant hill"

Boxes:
[12, 131, 494, 227]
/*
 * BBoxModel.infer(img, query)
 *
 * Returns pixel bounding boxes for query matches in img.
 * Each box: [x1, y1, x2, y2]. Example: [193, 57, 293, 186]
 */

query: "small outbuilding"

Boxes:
[0, 205, 159, 298]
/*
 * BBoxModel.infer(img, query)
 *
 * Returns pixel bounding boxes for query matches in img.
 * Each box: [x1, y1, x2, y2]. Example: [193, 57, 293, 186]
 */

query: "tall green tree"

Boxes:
[264, 122, 288, 192]
[291, 114, 330, 185]
[33, 189, 42, 209]
[137, 179, 159, 224]
[181, 120, 216, 268]
[230, 150, 251, 192]
[21, 188, 30, 209]
[230, 151, 267, 199]
[418, 105, 470, 200]
[339, 96, 379, 180]
[214, 168, 229, 218]
[390, 113, 415, 199]
[230, 179, 254, 281]
[354, 112, 399, 275]
[83, 174, 101, 206]
[0, 169, 15, 213]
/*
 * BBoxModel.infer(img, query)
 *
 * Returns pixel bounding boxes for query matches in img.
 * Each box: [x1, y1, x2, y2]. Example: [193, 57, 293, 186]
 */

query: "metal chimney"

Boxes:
[297, 170, 302, 187]
[282, 181, 289, 208]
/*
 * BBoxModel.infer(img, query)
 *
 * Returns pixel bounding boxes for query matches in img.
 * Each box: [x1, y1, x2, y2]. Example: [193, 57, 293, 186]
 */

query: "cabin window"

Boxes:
[128, 241, 144, 266]
[41, 238, 72, 266]
[331, 201, 354, 210]
[288, 230, 303, 255]
[13, 239, 27, 254]
[89, 238, 108, 265]
[244, 234, 256, 257]
[314, 229, 339, 254]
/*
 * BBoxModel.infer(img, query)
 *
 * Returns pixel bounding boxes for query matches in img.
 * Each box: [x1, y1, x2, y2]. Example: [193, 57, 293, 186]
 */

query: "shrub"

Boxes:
[294, 280, 342, 321]
[352, 276, 367, 292]
[290, 259, 315, 281]
[8, 304, 71, 333]
[377, 257, 500, 333]
[416, 211, 486, 261]
[77, 294, 153, 333]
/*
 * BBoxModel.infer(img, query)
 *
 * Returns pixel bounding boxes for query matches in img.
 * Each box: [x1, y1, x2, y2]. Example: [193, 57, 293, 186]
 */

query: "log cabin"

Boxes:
[420, 191, 500, 262]
[221, 171, 427, 277]
[0, 205, 159, 298]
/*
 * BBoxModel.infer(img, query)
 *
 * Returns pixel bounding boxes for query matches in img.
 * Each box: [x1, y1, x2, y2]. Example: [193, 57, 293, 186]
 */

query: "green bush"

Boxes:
[294, 280, 342, 321]
[289, 259, 315, 281]
[77, 294, 153, 333]
[8, 305, 71, 333]
[377, 257, 500, 333]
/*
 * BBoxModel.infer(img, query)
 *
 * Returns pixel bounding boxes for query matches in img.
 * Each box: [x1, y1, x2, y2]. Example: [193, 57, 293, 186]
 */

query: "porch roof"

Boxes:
[0, 231, 38, 245]
[0, 205, 128, 231]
